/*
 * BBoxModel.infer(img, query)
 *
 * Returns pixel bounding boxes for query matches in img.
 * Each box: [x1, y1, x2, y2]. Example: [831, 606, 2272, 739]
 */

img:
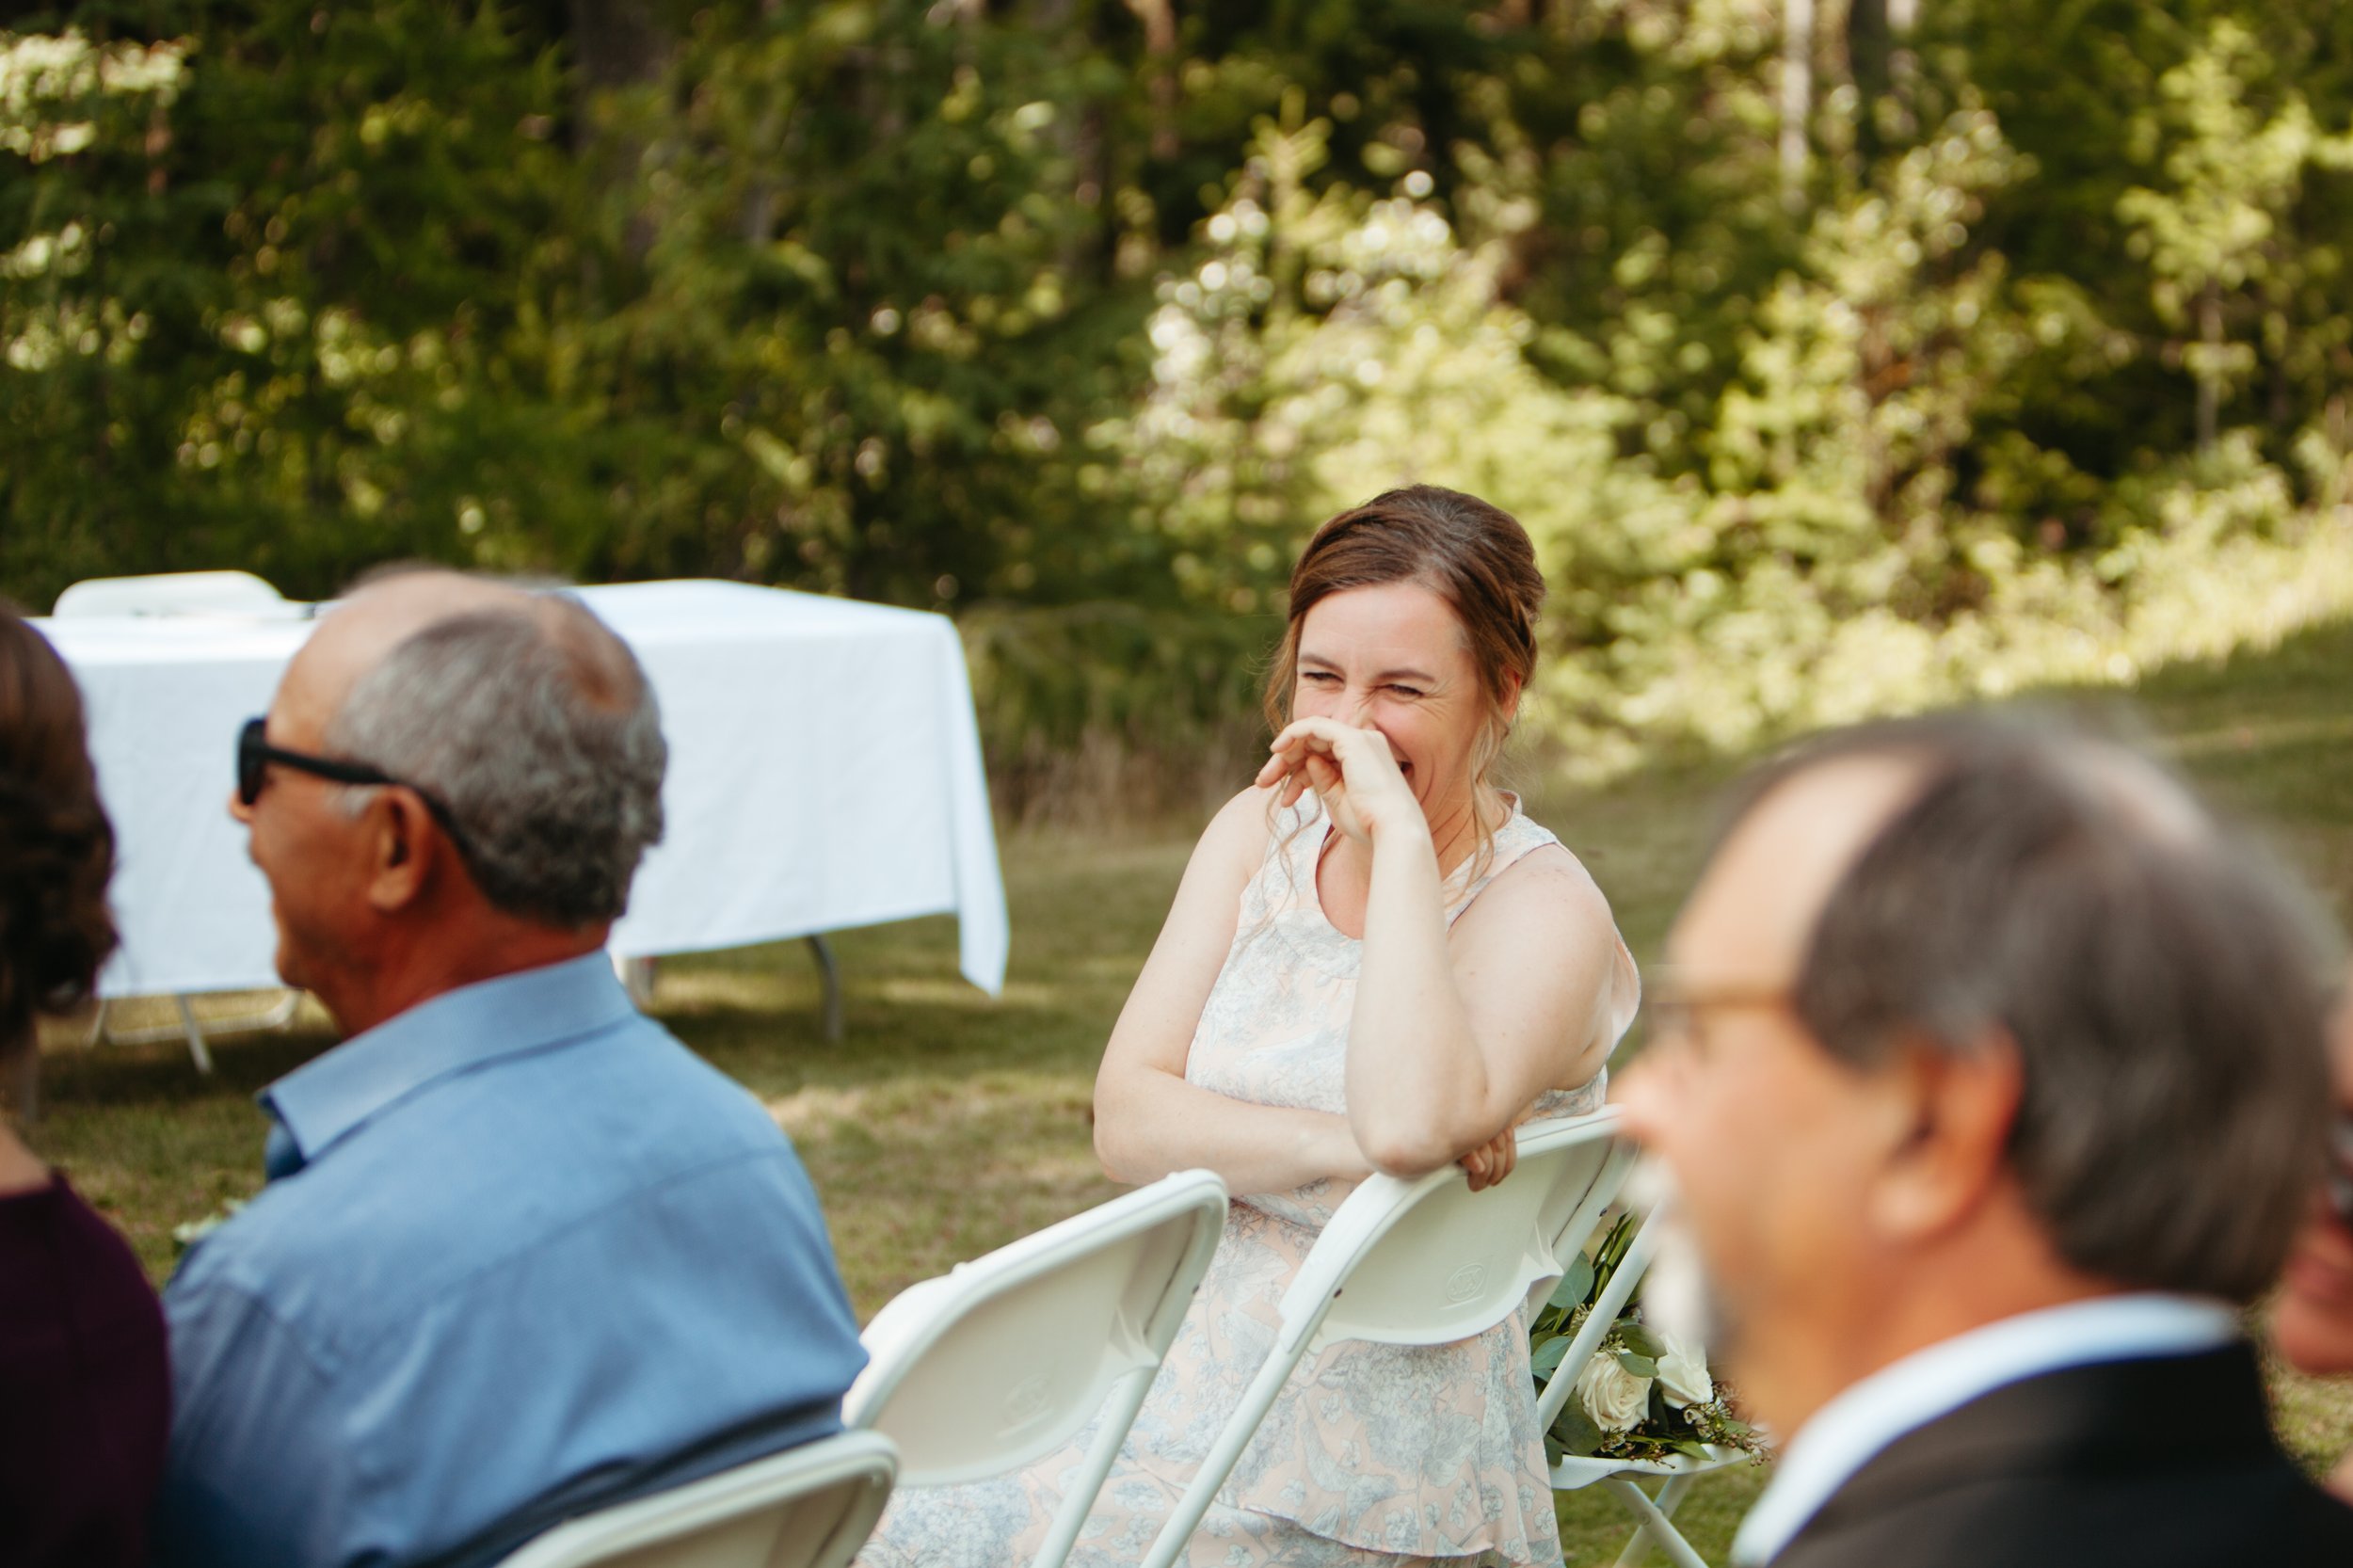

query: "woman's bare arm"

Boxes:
[1345, 832, 1625, 1176]
[1093, 787, 1374, 1195]
[1257, 714, 1629, 1178]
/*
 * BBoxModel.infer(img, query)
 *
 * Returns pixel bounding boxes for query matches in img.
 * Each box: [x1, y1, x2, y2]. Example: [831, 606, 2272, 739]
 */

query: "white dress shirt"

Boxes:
[1730, 1293, 2240, 1566]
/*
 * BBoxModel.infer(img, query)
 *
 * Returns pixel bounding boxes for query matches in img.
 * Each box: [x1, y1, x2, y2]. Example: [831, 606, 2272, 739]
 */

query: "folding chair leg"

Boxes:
[1611, 1473, 1699, 1568]
[807, 936, 843, 1044]
[1603, 1477, 1711, 1568]
[1536, 1217, 1663, 1432]
[1137, 1336, 1305, 1568]
[1030, 1363, 1155, 1568]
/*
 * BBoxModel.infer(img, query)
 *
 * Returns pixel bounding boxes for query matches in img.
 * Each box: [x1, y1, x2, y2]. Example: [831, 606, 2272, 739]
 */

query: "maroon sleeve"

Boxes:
[0, 1173, 172, 1568]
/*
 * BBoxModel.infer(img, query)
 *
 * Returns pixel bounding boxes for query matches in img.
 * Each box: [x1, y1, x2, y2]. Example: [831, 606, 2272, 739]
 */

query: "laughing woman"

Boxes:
[861, 485, 1639, 1568]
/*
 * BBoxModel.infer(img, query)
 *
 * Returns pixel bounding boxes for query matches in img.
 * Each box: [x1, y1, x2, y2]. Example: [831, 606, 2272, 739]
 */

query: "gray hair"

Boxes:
[325, 595, 666, 929]
[1732, 710, 2338, 1304]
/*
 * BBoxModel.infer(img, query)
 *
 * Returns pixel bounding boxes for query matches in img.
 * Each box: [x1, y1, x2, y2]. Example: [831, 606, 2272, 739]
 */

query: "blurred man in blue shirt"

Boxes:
[156, 572, 866, 1568]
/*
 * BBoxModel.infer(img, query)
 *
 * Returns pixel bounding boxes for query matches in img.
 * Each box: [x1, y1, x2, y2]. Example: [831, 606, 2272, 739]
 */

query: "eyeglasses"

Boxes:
[1641, 975, 1795, 1058]
[236, 716, 476, 862]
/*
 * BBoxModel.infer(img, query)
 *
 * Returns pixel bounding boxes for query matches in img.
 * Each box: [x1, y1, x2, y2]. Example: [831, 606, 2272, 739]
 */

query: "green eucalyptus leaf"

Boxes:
[1616, 1352, 1658, 1378]
[1550, 1255, 1595, 1309]
[1530, 1336, 1574, 1375]
[1550, 1404, 1604, 1459]
[1619, 1322, 1667, 1359]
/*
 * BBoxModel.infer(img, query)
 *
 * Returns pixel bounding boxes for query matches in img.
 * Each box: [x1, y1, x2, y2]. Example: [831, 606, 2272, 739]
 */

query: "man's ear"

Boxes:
[1865, 1029, 2025, 1243]
[362, 789, 438, 913]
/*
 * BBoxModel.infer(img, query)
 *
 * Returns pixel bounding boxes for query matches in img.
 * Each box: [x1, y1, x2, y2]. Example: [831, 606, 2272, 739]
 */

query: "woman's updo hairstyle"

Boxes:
[1262, 485, 1546, 861]
[0, 604, 117, 1057]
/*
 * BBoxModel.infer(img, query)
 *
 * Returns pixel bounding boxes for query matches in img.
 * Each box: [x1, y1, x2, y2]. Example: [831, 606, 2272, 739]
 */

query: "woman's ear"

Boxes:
[1499, 670, 1525, 730]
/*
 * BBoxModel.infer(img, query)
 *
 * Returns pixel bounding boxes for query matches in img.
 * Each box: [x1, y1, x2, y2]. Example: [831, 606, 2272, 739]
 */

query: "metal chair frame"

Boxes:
[845, 1169, 1228, 1568]
[493, 1429, 898, 1568]
[1136, 1110, 1635, 1568]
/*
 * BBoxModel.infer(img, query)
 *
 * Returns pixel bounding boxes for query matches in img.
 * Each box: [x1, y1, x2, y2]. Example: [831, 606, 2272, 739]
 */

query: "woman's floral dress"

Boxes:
[859, 796, 1641, 1568]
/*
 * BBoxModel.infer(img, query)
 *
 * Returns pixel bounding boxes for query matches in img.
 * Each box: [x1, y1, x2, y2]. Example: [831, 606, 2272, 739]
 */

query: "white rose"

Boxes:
[1655, 1331, 1714, 1411]
[1575, 1350, 1654, 1433]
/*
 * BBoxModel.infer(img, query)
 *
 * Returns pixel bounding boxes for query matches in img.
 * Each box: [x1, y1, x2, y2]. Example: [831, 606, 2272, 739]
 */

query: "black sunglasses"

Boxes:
[236, 716, 476, 861]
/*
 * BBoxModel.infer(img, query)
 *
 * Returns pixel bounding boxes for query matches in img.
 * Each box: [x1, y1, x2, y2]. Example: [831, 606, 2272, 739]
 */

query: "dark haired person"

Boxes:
[1617, 712, 2353, 1567]
[2275, 999, 2353, 1502]
[0, 604, 171, 1568]
[154, 571, 865, 1568]
[862, 486, 1640, 1567]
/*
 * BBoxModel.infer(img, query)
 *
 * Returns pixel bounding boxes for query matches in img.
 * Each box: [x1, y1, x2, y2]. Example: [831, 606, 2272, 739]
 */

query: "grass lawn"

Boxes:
[18, 616, 2353, 1563]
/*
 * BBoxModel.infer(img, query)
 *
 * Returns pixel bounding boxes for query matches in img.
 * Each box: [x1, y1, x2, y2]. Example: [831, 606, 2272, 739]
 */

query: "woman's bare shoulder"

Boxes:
[1467, 838, 1618, 934]
[1194, 782, 1285, 879]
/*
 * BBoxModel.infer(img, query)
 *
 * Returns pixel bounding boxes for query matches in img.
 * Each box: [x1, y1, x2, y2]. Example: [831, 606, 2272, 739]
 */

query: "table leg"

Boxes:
[175, 996, 216, 1076]
[807, 936, 843, 1043]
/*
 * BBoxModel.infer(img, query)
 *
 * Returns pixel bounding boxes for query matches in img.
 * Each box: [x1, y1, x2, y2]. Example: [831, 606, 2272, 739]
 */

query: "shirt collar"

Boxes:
[1730, 1292, 2240, 1566]
[259, 952, 637, 1172]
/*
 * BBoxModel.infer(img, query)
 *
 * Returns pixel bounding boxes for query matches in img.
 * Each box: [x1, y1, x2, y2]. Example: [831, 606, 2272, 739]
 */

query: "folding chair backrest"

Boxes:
[1139, 1112, 1629, 1568]
[843, 1169, 1226, 1487]
[1282, 1108, 1632, 1352]
[494, 1430, 897, 1568]
[52, 569, 294, 618]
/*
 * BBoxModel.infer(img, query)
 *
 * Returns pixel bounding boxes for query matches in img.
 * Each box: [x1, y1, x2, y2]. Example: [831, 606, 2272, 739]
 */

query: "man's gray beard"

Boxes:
[1625, 1159, 1736, 1357]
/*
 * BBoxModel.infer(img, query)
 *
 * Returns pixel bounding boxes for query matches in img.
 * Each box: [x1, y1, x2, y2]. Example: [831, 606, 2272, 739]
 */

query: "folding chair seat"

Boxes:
[494, 1428, 898, 1568]
[52, 569, 302, 619]
[1537, 1201, 1748, 1568]
[1137, 1110, 1634, 1568]
[843, 1169, 1228, 1568]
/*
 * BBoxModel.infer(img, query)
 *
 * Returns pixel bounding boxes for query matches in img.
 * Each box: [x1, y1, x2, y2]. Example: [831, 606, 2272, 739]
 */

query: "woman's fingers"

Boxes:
[1458, 1126, 1519, 1192]
[1459, 1146, 1492, 1191]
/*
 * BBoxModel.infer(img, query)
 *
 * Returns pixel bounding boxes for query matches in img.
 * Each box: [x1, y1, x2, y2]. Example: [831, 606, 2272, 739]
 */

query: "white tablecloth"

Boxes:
[36, 580, 1009, 1000]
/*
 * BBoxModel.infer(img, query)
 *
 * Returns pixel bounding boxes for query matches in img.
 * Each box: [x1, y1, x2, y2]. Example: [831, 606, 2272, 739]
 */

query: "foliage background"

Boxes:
[7, 1, 2353, 808]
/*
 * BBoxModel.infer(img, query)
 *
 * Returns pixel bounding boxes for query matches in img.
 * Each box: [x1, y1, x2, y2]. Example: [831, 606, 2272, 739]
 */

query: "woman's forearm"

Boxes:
[1095, 1064, 1370, 1196]
[1344, 824, 1497, 1175]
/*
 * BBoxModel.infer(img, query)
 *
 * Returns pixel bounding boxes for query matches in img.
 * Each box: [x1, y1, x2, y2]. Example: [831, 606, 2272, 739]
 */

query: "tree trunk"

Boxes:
[1124, 0, 1180, 161]
[1781, 0, 1814, 210]
[568, 0, 676, 262]
[2196, 282, 2221, 454]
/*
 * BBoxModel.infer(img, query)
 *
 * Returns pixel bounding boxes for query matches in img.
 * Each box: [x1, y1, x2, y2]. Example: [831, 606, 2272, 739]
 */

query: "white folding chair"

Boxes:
[1537, 1201, 1747, 1568]
[1137, 1110, 1634, 1568]
[494, 1429, 898, 1568]
[844, 1169, 1228, 1568]
[53, 570, 307, 1075]
[52, 568, 303, 619]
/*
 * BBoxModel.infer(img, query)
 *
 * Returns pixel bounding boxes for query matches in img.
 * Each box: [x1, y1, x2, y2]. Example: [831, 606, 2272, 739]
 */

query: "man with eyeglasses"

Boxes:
[1615, 711, 2353, 1568]
[153, 571, 866, 1568]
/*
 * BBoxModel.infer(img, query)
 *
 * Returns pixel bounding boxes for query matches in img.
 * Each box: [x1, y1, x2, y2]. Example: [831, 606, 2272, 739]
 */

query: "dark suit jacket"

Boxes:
[1772, 1344, 2353, 1568]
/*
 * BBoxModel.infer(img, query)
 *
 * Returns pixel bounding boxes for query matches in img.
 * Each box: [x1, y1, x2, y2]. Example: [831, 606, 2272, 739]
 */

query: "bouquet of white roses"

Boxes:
[1528, 1213, 1766, 1466]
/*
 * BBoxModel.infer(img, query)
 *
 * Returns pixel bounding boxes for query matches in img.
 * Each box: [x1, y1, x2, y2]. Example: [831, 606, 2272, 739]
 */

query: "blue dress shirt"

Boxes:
[155, 952, 867, 1568]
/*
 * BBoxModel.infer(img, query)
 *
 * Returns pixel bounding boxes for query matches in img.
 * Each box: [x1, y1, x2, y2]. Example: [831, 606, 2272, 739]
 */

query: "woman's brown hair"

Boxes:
[0, 603, 117, 1056]
[1261, 485, 1546, 873]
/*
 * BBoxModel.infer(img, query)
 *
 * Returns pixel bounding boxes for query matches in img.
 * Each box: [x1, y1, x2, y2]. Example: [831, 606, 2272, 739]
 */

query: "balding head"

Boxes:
[1715, 711, 2337, 1304]
[274, 572, 529, 751]
[319, 579, 665, 930]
